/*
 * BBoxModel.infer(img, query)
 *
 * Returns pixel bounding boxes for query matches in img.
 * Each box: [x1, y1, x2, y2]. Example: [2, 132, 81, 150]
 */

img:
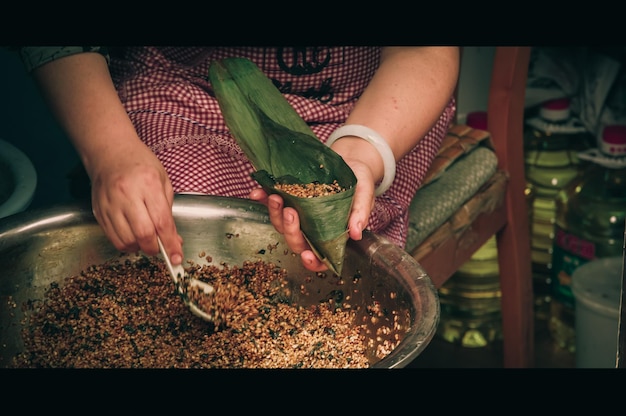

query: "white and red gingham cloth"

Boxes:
[108, 46, 456, 248]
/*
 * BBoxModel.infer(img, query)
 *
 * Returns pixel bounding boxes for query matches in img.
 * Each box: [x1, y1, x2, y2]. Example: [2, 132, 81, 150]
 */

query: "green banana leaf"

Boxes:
[208, 58, 357, 275]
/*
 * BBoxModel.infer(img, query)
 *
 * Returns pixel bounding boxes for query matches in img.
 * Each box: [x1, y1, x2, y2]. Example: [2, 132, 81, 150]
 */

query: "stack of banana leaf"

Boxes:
[208, 57, 357, 275]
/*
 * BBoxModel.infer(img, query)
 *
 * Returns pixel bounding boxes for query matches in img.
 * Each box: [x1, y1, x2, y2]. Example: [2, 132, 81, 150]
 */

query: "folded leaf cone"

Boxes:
[208, 57, 356, 275]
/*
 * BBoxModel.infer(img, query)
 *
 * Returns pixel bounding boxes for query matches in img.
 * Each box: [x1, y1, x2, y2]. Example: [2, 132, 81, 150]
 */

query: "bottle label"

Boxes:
[526, 116, 588, 135]
[550, 226, 595, 307]
[578, 148, 626, 169]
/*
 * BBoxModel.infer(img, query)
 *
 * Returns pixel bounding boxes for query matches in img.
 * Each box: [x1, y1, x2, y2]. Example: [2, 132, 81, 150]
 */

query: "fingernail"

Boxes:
[285, 212, 294, 224]
[171, 254, 182, 265]
[270, 199, 281, 210]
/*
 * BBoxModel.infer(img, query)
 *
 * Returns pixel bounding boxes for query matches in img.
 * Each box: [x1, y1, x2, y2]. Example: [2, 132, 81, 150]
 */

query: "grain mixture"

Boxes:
[9, 255, 395, 369]
[274, 180, 345, 198]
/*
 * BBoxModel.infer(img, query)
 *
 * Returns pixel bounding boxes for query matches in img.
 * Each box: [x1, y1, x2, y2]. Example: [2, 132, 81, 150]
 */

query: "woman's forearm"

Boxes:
[331, 46, 459, 184]
[30, 52, 144, 177]
[350, 46, 459, 155]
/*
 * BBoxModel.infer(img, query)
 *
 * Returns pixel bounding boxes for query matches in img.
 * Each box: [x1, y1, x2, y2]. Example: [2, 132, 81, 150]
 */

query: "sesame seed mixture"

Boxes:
[8, 255, 400, 369]
[274, 180, 345, 198]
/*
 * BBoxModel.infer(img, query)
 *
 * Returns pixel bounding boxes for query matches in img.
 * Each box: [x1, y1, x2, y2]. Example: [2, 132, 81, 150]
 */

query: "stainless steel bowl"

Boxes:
[0, 194, 439, 368]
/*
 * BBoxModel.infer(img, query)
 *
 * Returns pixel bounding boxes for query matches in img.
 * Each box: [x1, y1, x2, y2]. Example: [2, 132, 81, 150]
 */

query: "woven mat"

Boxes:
[405, 125, 501, 253]
[408, 172, 507, 260]
[421, 124, 494, 186]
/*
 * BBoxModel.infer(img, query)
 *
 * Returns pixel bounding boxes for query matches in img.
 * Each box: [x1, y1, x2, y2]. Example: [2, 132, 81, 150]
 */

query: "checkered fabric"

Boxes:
[108, 47, 455, 247]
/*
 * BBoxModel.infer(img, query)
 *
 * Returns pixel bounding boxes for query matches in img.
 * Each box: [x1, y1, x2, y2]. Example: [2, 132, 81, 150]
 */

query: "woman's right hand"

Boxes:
[87, 143, 183, 263]
[31, 51, 184, 265]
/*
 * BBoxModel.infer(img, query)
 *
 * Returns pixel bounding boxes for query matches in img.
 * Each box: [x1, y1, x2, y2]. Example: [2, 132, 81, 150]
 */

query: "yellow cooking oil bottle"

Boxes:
[550, 124, 626, 352]
[437, 111, 503, 348]
[523, 98, 595, 321]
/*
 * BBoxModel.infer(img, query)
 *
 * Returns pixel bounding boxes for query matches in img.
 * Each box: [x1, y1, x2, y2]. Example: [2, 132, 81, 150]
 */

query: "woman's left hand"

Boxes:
[249, 157, 376, 273]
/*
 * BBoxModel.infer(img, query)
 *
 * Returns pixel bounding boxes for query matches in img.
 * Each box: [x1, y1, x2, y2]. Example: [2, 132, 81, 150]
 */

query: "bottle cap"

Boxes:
[539, 98, 571, 122]
[466, 111, 488, 130]
[599, 125, 626, 156]
[578, 124, 626, 168]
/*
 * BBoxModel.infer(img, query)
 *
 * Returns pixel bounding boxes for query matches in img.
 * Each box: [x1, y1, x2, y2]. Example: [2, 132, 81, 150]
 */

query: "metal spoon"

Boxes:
[157, 236, 215, 322]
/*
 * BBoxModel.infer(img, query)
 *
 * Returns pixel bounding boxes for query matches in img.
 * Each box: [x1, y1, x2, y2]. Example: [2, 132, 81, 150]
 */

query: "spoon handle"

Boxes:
[157, 236, 185, 285]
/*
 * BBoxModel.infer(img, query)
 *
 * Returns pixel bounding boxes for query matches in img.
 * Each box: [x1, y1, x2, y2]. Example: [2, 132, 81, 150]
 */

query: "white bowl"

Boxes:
[0, 139, 37, 218]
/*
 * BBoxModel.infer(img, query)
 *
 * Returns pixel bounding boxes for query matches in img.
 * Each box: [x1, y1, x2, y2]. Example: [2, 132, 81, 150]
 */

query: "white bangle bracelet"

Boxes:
[326, 124, 396, 196]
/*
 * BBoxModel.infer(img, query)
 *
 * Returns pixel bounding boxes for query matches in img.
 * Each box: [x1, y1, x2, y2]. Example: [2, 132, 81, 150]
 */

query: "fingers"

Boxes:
[91, 194, 145, 255]
[258, 192, 328, 272]
[265, 194, 308, 254]
[251, 179, 376, 273]
[280, 207, 311, 255]
[266, 194, 286, 234]
[347, 171, 376, 242]
[275, 199, 338, 272]
[300, 250, 330, 272]
[90, 161, 183, 265]
[248, 188, 268, 204]
[143, 179, 183, 265]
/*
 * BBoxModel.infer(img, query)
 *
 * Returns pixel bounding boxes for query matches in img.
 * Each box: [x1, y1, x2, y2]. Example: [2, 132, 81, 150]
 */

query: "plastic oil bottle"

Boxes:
[523, 98, 595, 321]
[550, 124, 626, 352]
[437, 235, 503, 347]
[437, 111, 502, 348]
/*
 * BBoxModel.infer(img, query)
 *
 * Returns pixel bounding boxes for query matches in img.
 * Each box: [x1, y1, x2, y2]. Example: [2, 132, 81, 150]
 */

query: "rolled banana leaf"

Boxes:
[208, 57, 356, 275]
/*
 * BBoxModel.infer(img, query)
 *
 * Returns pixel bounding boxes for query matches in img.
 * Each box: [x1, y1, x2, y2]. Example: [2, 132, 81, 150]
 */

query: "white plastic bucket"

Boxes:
[0, 139, 37, 219]
[572, 256, 624, 368]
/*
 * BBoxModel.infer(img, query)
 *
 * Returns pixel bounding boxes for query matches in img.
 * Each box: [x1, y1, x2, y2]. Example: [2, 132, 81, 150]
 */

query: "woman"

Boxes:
[19, 46, 459, 272]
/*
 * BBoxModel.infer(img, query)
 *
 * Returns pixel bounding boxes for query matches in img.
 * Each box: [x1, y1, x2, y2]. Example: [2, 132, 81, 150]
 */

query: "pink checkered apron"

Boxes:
[109, 47, 456, 248]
